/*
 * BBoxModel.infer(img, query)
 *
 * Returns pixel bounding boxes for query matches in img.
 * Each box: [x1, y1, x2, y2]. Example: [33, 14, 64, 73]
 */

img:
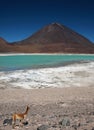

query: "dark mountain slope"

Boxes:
[0, 23, 94, 53]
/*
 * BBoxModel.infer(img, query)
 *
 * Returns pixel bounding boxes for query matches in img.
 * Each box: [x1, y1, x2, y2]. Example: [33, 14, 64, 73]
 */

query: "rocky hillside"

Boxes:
[0, 37, 10, 52]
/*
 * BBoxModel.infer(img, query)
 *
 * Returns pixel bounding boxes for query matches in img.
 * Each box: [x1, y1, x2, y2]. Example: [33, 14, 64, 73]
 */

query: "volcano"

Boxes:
[0, 23, 94, 53]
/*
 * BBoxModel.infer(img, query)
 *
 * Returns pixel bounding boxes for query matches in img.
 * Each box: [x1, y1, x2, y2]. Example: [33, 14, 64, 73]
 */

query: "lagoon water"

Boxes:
[0, 54, 94, 71]
[0, 54, 94, 89]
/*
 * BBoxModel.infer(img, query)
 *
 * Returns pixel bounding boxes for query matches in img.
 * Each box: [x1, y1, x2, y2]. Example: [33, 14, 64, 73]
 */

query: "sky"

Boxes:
[0, 0, 94, 43]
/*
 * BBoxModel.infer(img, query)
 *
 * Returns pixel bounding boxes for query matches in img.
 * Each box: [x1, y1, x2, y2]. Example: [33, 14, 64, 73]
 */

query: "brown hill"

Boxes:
[0, 37, 20, 52]
[0, 23, 94, 53]
[0, 37, 11, 52]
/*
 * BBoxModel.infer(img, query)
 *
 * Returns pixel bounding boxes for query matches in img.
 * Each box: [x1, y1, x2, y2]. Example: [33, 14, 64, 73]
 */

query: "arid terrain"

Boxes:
[0, 87, 94, 130]
[0, 56, 94, 130]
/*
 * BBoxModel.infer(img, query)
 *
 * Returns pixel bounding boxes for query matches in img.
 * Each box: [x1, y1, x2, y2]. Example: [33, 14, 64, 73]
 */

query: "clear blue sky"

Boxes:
[0, 0, 94, 43]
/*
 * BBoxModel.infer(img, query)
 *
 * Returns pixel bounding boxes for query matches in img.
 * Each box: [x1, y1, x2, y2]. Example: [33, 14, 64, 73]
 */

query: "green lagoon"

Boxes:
[0, 54, 94, 71]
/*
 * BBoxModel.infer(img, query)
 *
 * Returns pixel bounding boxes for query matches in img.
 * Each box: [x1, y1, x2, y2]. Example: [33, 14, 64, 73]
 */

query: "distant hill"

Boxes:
[0, 23, 94, 53]
[0, 37, 10, 52]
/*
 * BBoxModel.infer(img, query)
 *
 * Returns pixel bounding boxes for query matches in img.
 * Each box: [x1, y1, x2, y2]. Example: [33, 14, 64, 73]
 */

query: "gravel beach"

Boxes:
[0, 87, 94, 130]
[0, 61, 94, 130]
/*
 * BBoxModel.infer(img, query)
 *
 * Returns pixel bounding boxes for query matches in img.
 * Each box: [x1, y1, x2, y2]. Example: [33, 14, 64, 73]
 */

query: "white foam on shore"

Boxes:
[0, 61, 94, 89]
[0, 53, 94, 56]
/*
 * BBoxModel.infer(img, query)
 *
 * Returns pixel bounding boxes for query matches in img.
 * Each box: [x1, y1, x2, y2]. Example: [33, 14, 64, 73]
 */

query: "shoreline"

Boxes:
[0, 60, 94, 129]
[0, 61, 94, 89]
[0, 53, 94, 56]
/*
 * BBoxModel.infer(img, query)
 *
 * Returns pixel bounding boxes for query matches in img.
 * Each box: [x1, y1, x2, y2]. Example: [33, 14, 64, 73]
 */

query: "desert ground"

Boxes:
[0, 60, 94, 130]
[0, 87, 94, 130]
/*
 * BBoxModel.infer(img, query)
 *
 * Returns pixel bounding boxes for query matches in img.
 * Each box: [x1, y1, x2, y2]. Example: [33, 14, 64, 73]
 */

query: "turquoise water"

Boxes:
[0, 54, 94, 71]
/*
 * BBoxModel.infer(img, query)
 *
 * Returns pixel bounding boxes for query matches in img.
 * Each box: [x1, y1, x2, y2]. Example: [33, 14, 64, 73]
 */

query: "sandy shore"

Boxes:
[0, 87, 94, 130]
[0, 60, 94, 129]
[0, 53, 94, 56]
